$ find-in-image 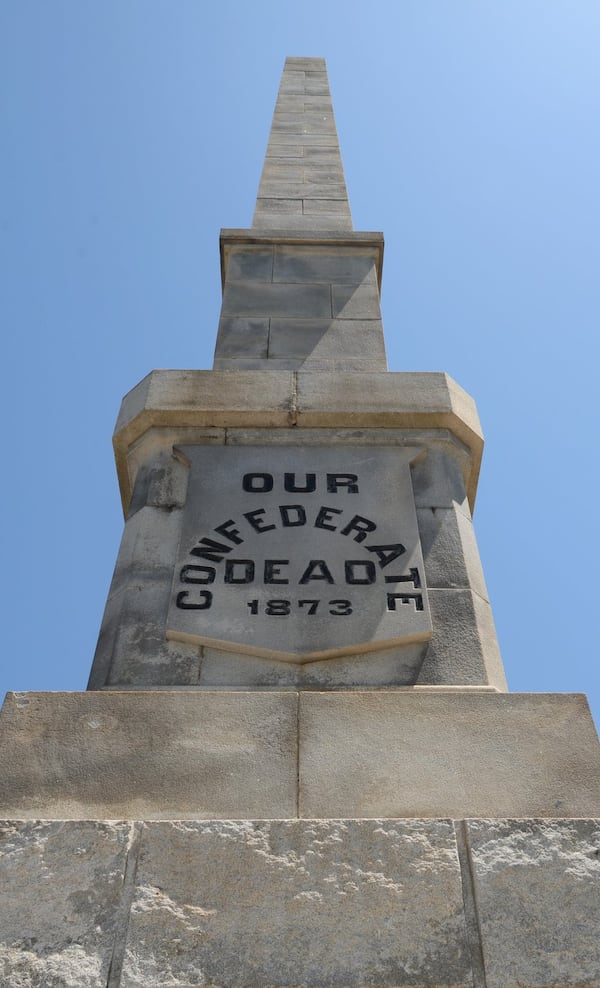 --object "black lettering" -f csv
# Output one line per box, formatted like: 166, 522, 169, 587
224, 559, 255, 584
244, 508, 276, 533
327, 473, 359, 493
314, 506, 343, 531
190, 537, 234, 562
279, 505, 307, 527
284, 472, 316, 493
384, 567, 421, 588
340, 514, 377, 543
367, 543, 406, 568
180, 565, 215, 584
243, 472, 273, 492
387, 592, 424, 612
176, 590, 213, 610
214, 519, 244, 545
264, 559, 290, 584
299, 559, 335, 584
344, 560, 376, 584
